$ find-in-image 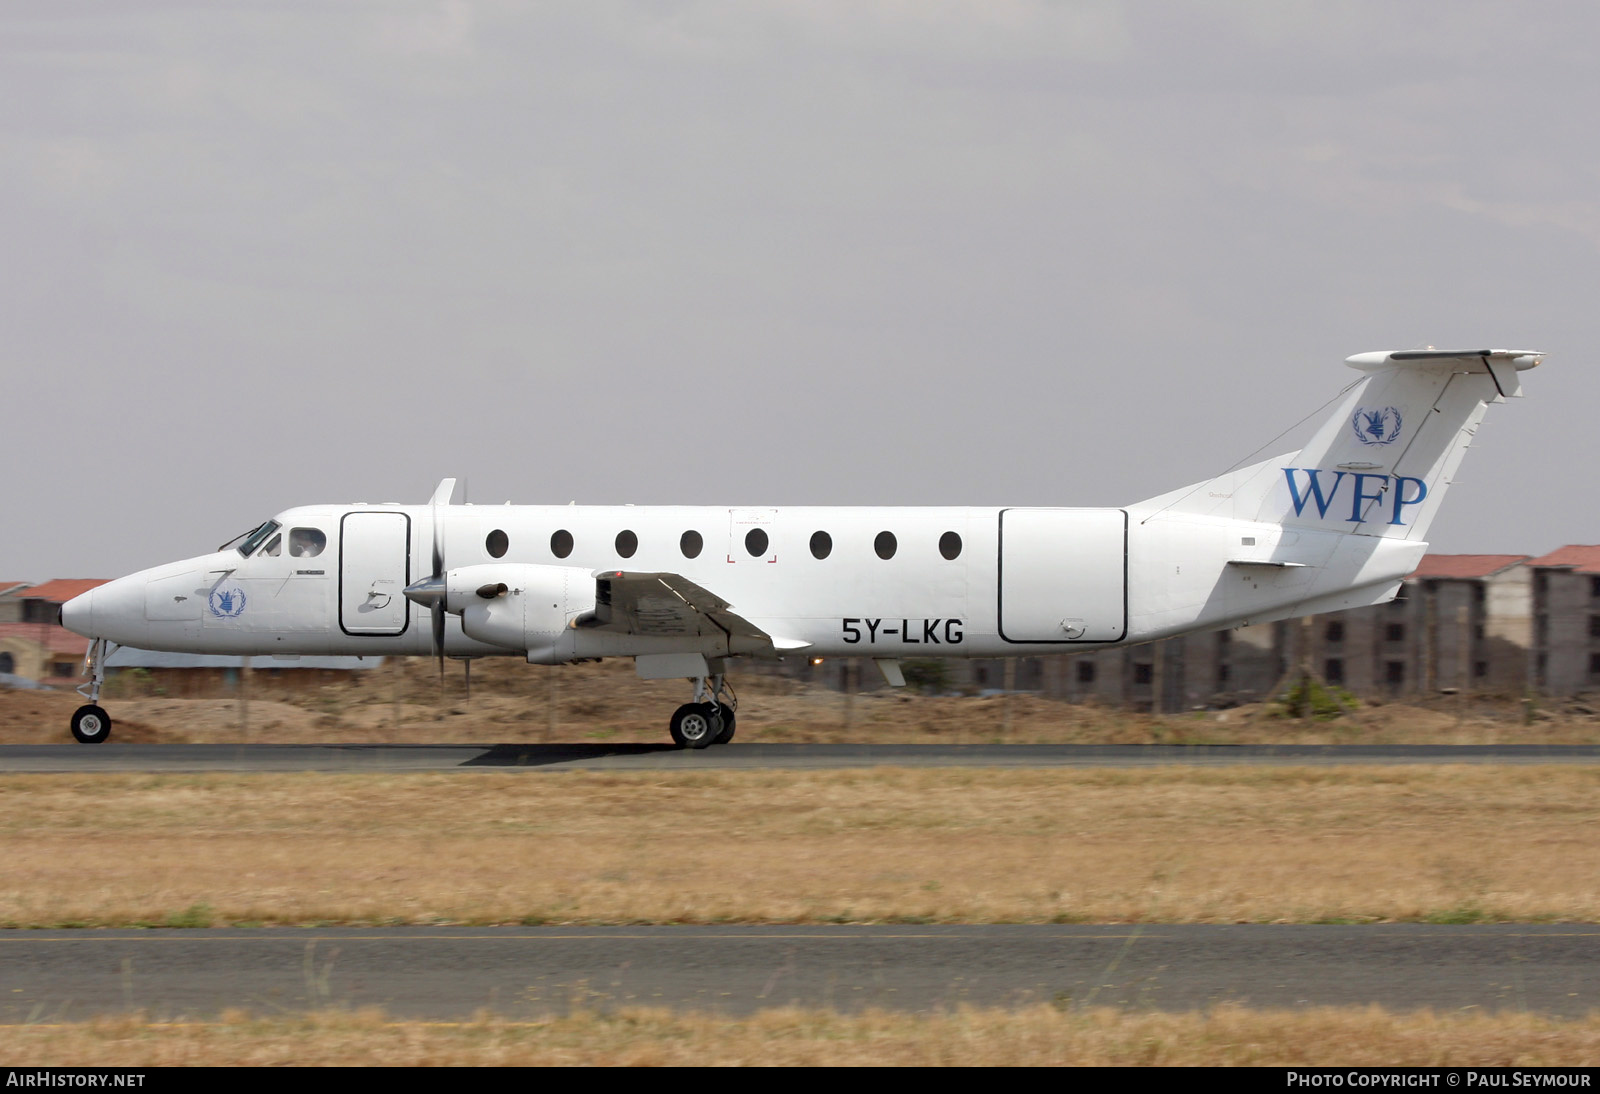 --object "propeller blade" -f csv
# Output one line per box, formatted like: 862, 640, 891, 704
425, 478, 456, 668
430, 478, 454, 589
423, 478, 457, 692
